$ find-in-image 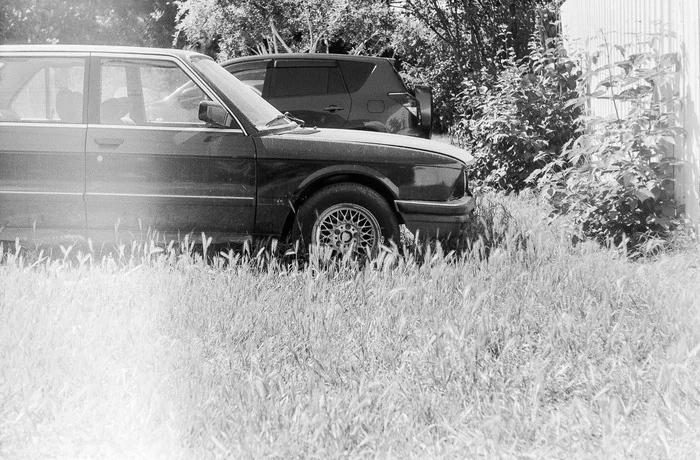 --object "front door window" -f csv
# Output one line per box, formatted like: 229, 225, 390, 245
99, 58, 209, 126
